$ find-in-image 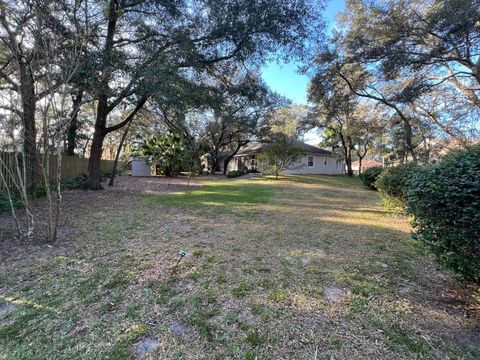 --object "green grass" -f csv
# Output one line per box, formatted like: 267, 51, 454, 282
231, 283, 251, 298
143, 179, 275, 210
0, 175, 477, 359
